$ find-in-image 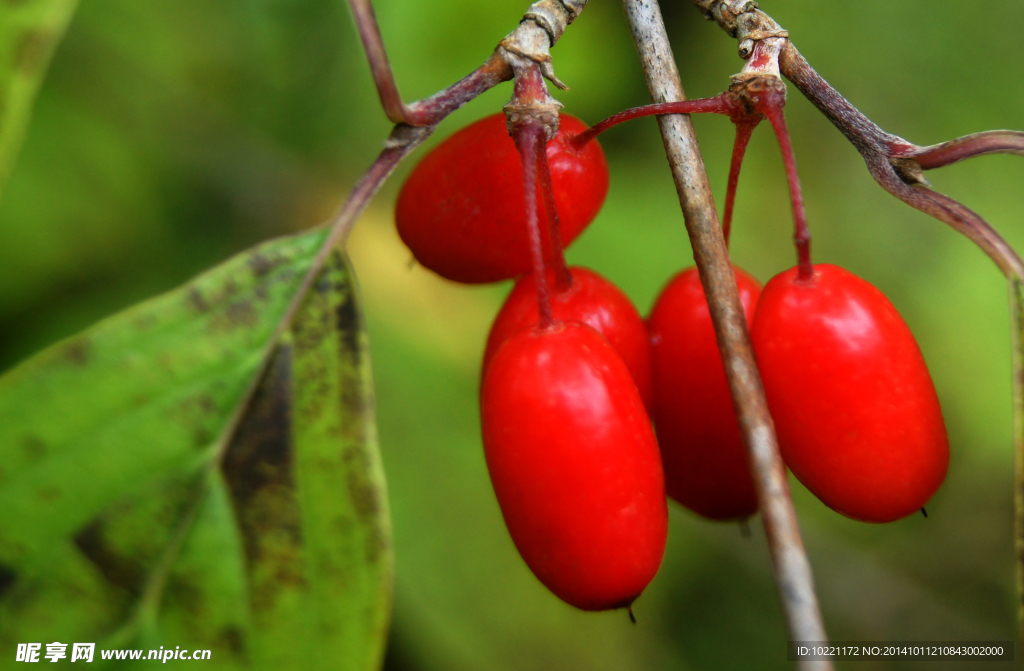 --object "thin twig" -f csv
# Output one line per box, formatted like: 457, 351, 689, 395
1013, 279, 1024, 649
348, 0, 410, 124
346, 0, 512, 126
211, 123, 432, 466
909, 131, 1024, 169
622, 0, 831, 665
